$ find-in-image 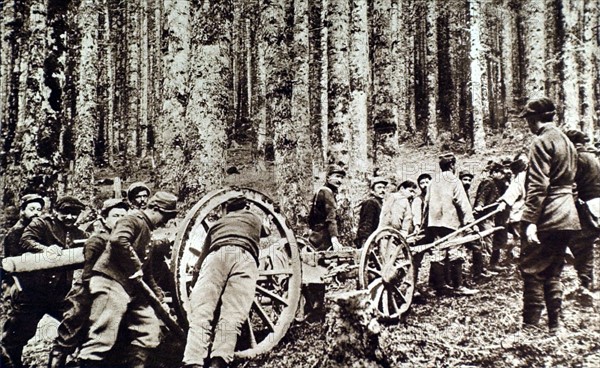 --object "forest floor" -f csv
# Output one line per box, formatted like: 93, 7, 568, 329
2, 129, 600, 367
